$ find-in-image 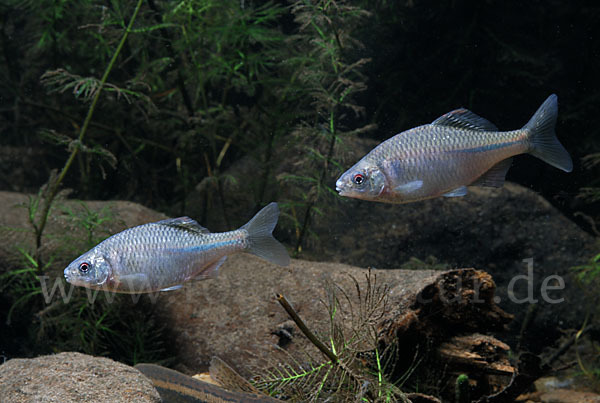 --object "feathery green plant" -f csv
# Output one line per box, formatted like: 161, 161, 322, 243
2, 202, 170, 365
146, 0, 288, 220
1, 1, 171, 365
0, 249, 49, 326
572, 146, 600, 385
571, 253, 600, 386
31, 0, 144, 269
254, 271, 408, 402
277, 0, 373, 255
